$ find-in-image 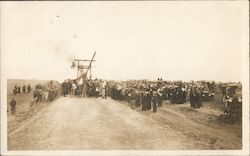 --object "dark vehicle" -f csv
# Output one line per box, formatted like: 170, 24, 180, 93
218, 83, 242, 124
222, 83, 242, 106
201, 87, 214, 101
219, 96, 242, 124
